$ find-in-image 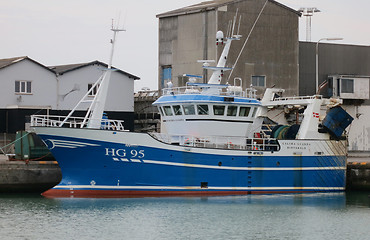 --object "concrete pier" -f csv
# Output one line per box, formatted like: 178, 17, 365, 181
347, 162, 370, 191
346, 151, 370, 191
0, 155, 61, 193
